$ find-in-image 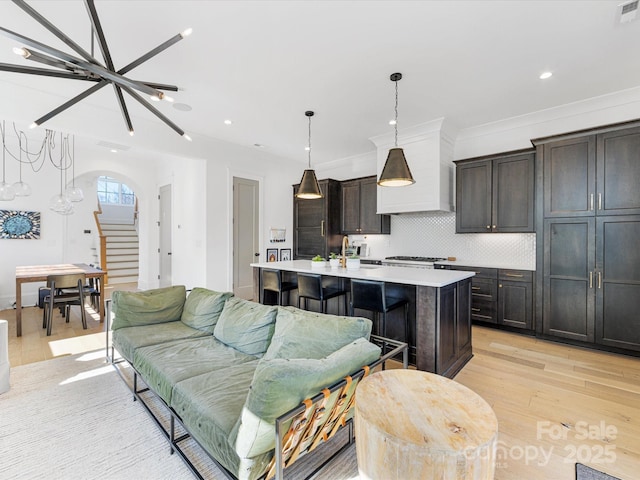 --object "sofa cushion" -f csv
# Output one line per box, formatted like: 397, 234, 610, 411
213, 298, 277, 357
181, 288, 234, 333
112, 321, 209, 363
170, 361, 269, 478
133, 336, 258, 404
111, 286, 186, 330
230, 337, 381, 458
263, 307, 372, 360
